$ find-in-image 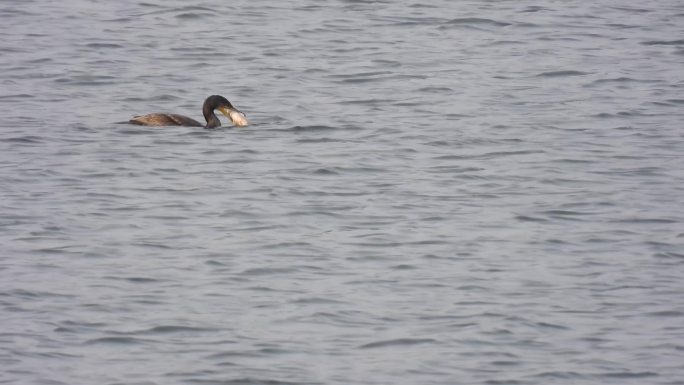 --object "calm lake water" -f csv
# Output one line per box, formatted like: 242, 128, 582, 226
2, 1, 684, 384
